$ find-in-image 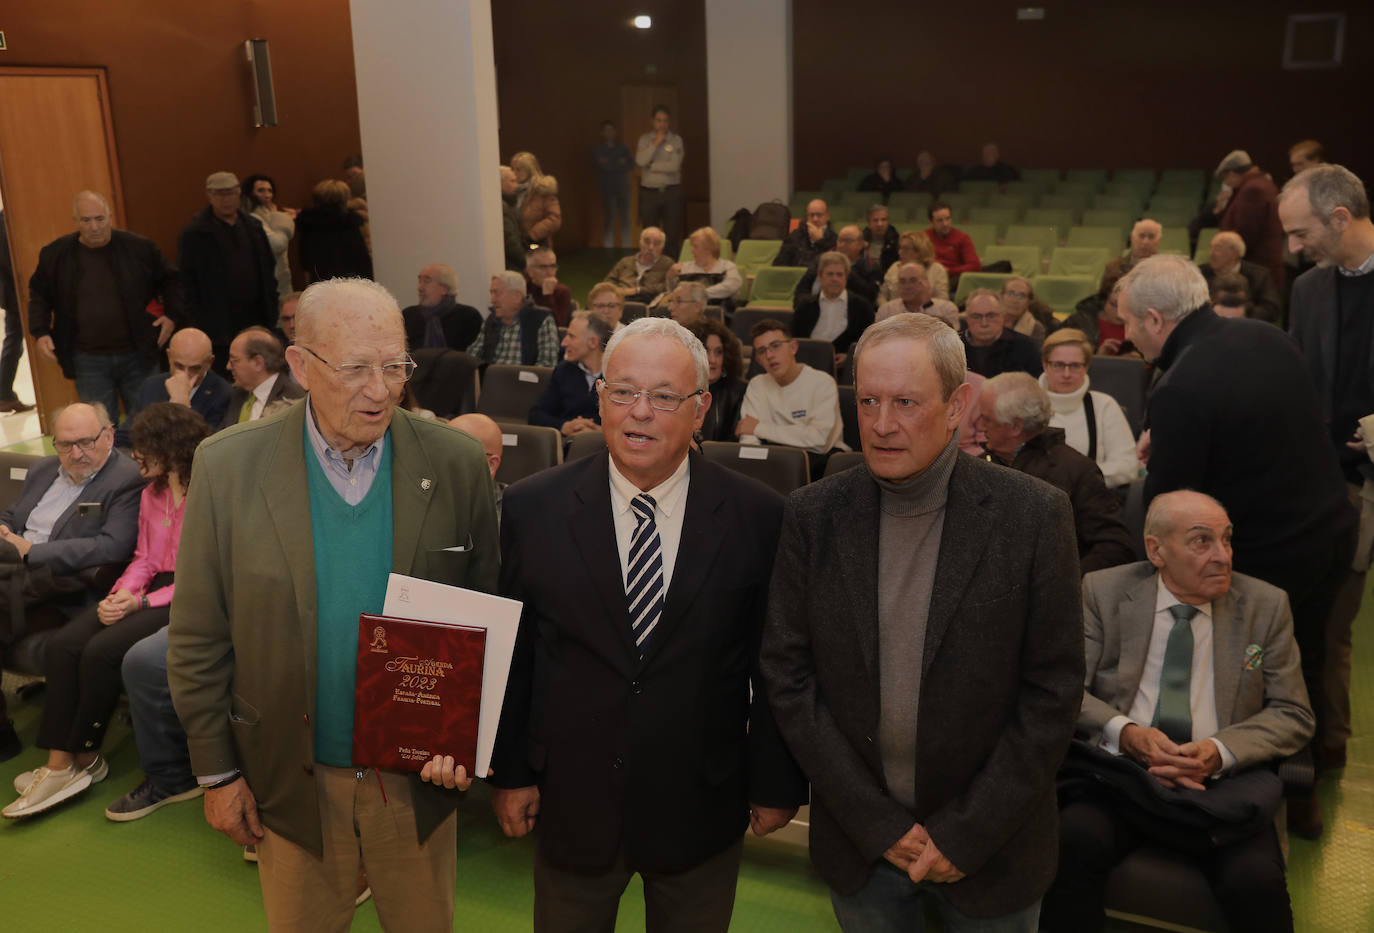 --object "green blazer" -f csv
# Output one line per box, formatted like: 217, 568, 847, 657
168, 401, 499, 855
